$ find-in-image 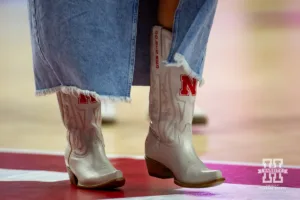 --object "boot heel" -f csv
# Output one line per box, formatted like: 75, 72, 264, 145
66, 167, 78, 186
145, 156, 173, 179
